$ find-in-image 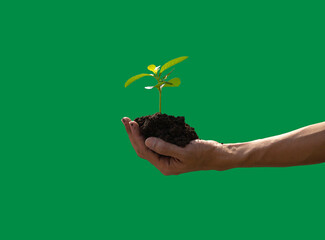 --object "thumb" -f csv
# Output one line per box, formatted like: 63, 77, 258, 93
145, 137, 184, 158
